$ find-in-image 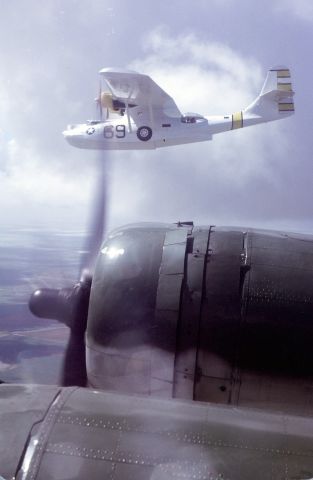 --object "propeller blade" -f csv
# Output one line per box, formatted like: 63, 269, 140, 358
29, 152, 109, 387
29, 276, 91, 387
61, 153, 108, 387
98, 79, 103, 121
79, 155, 108, 277
60, 276, 91, 387
94, 79, 103, 121
61, 329, 87, 386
